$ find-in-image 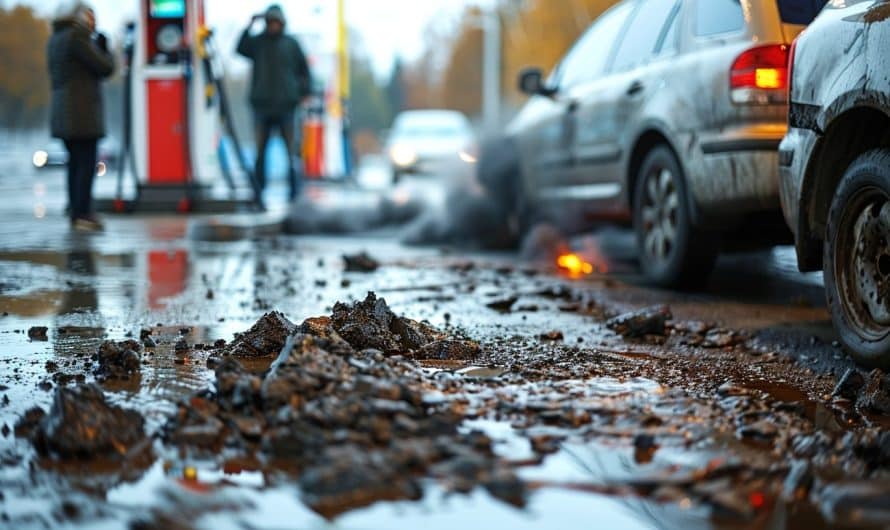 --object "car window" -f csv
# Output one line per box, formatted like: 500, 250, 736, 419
555, 1, 635, 89
695, 0, 744, 37
612, 0, 680, 72
654, 4, 681, 56
777, 0, 827, 24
